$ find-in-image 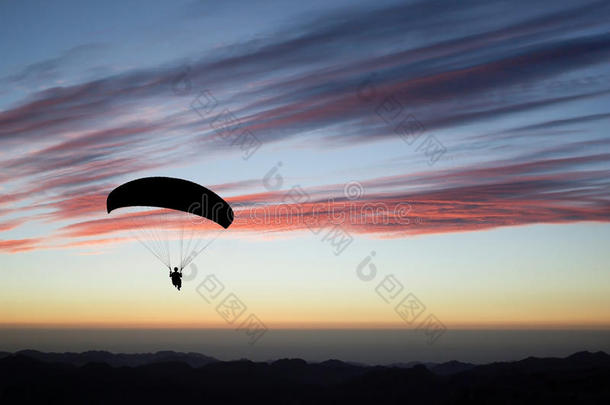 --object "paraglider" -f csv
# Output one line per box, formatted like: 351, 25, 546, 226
170, 267, 182, 290
106, 177, 233, 290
